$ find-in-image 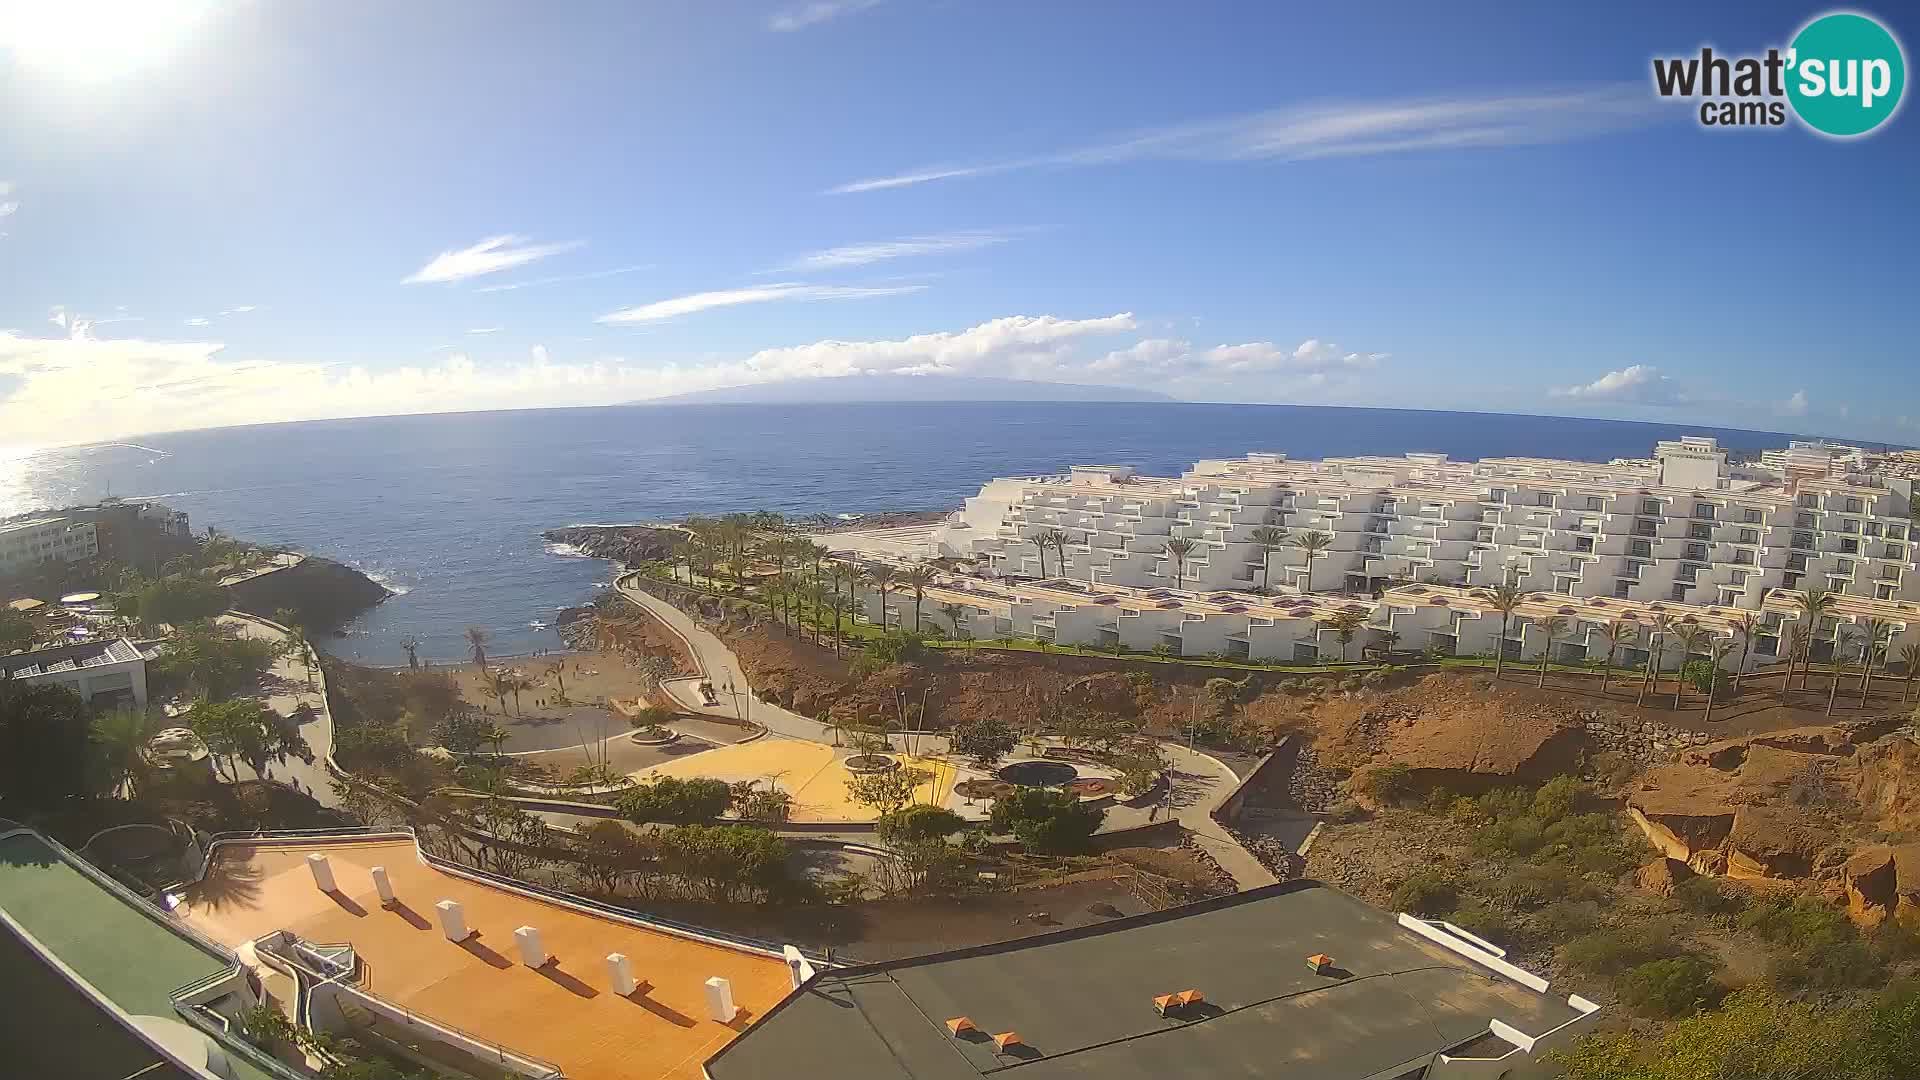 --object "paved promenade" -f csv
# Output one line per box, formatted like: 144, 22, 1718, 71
613, 575, 1277, 890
